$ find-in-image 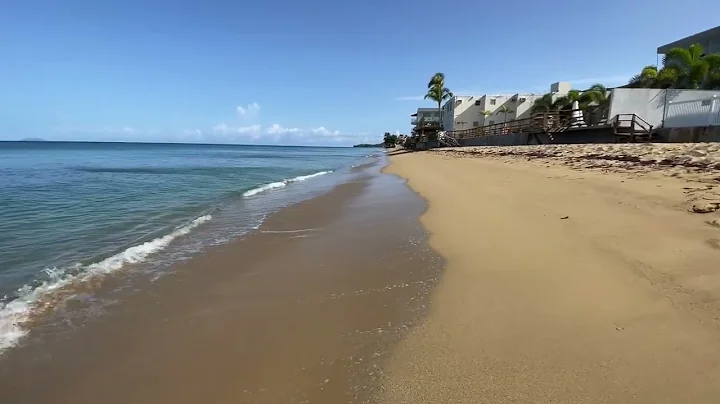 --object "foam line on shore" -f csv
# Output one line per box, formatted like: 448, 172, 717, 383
243, 171, 332, 197
0, 215, 212, 354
